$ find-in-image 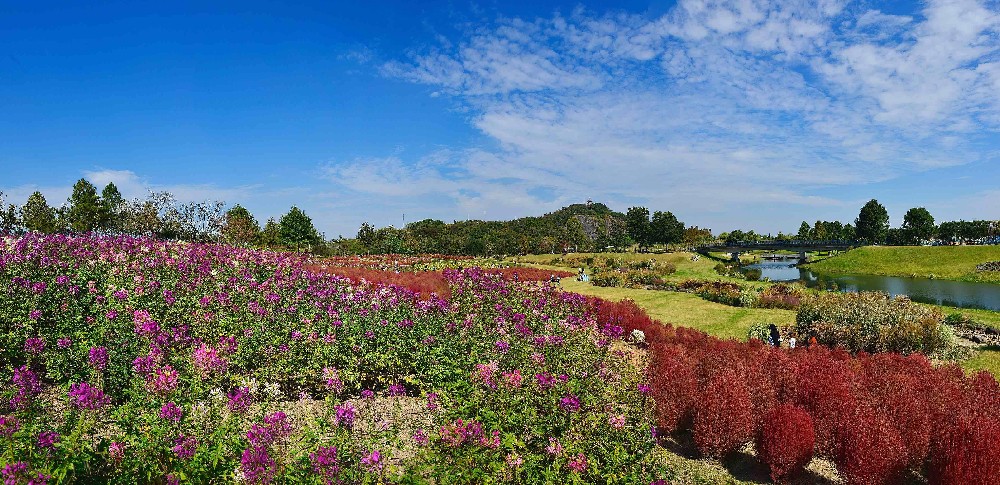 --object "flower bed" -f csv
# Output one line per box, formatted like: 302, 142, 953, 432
1, 234, 661, 483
